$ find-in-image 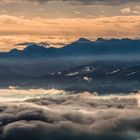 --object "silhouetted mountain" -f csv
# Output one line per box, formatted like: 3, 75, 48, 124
22, 43, 48, 57
1, 38, 140, 58
77, 38, 91, 42
9, 49, 22, 57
